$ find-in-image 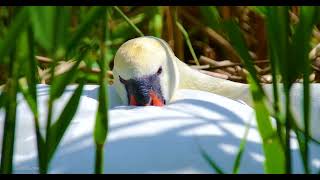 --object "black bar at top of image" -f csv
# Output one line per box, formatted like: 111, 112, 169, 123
1, 0, 320, 6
